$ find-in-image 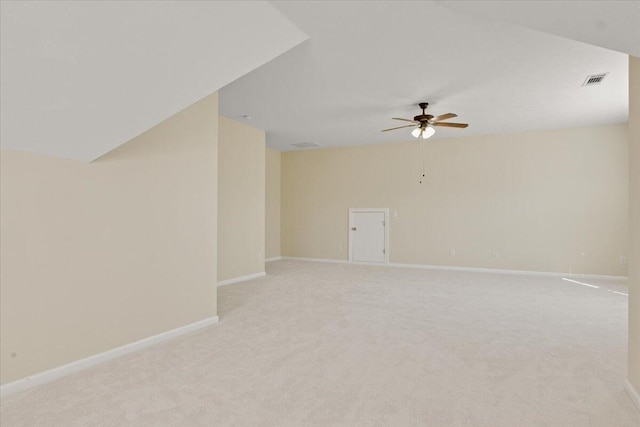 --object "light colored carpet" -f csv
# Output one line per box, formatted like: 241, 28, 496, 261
1, 260, 639, 426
